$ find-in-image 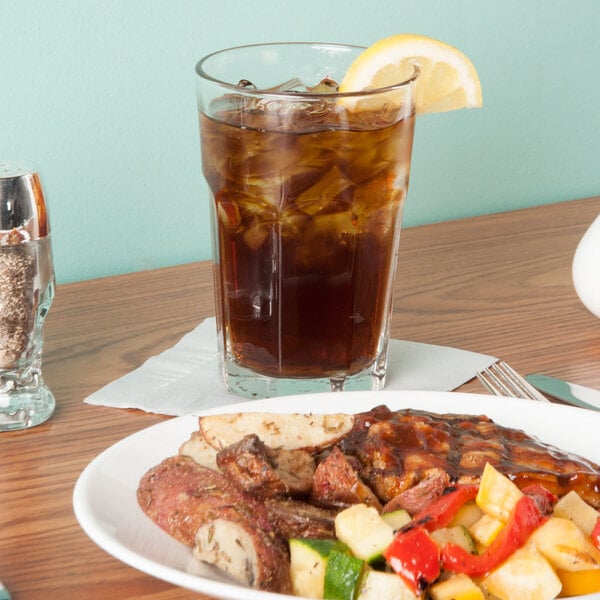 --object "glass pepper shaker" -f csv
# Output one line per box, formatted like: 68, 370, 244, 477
0, 160, 55, 431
